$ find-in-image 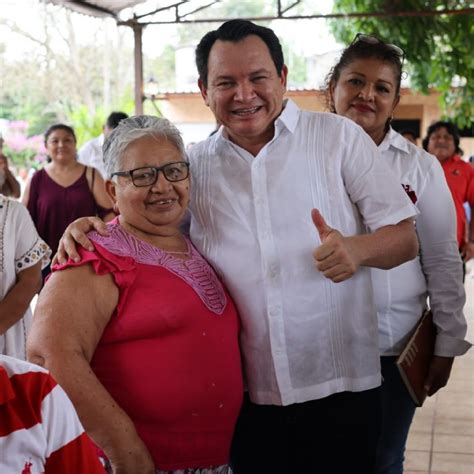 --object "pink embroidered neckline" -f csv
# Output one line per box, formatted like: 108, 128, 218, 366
88, 222, 227, 315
